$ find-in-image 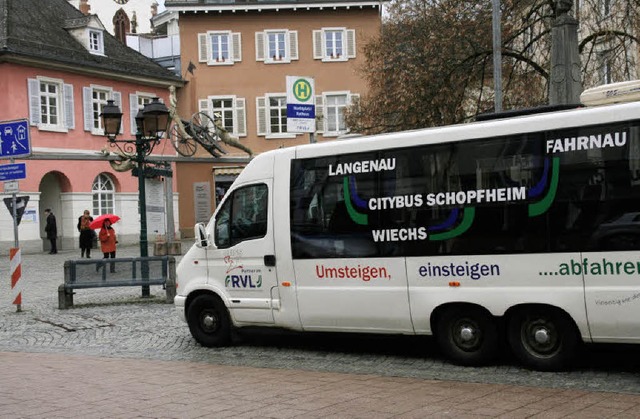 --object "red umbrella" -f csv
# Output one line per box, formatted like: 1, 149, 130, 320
89, 214, 121, 230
